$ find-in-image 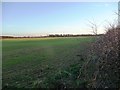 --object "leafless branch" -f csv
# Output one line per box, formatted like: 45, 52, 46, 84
88, 20, 98, 35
